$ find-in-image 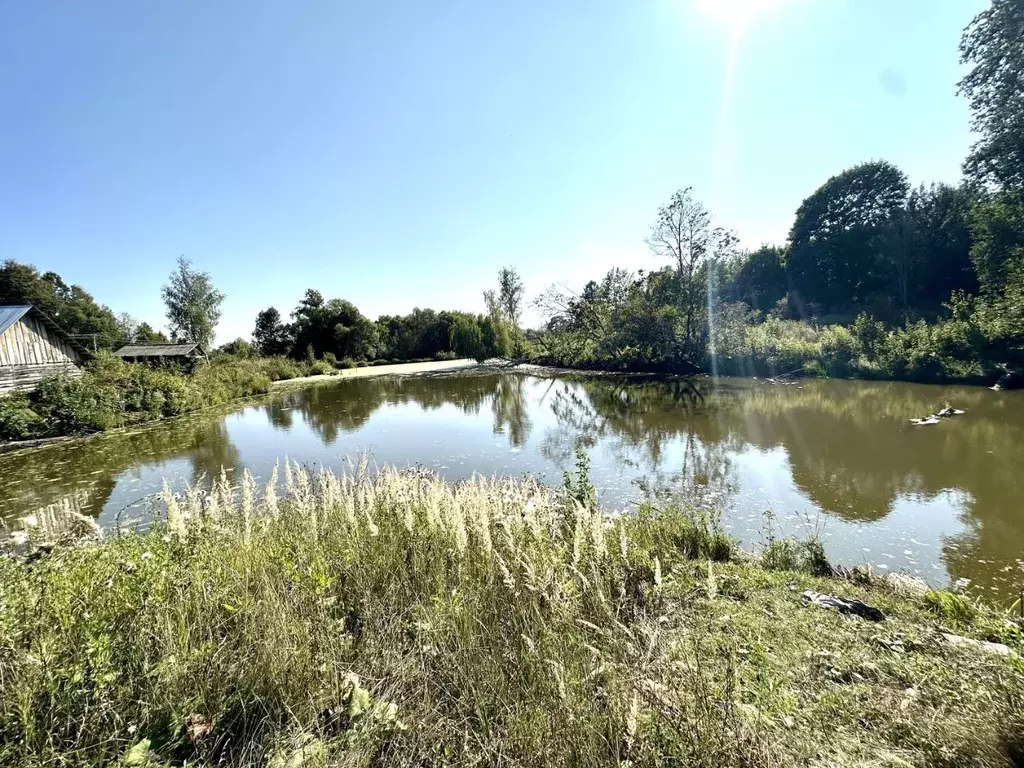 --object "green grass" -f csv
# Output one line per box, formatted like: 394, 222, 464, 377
1, 464, 1022, 767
